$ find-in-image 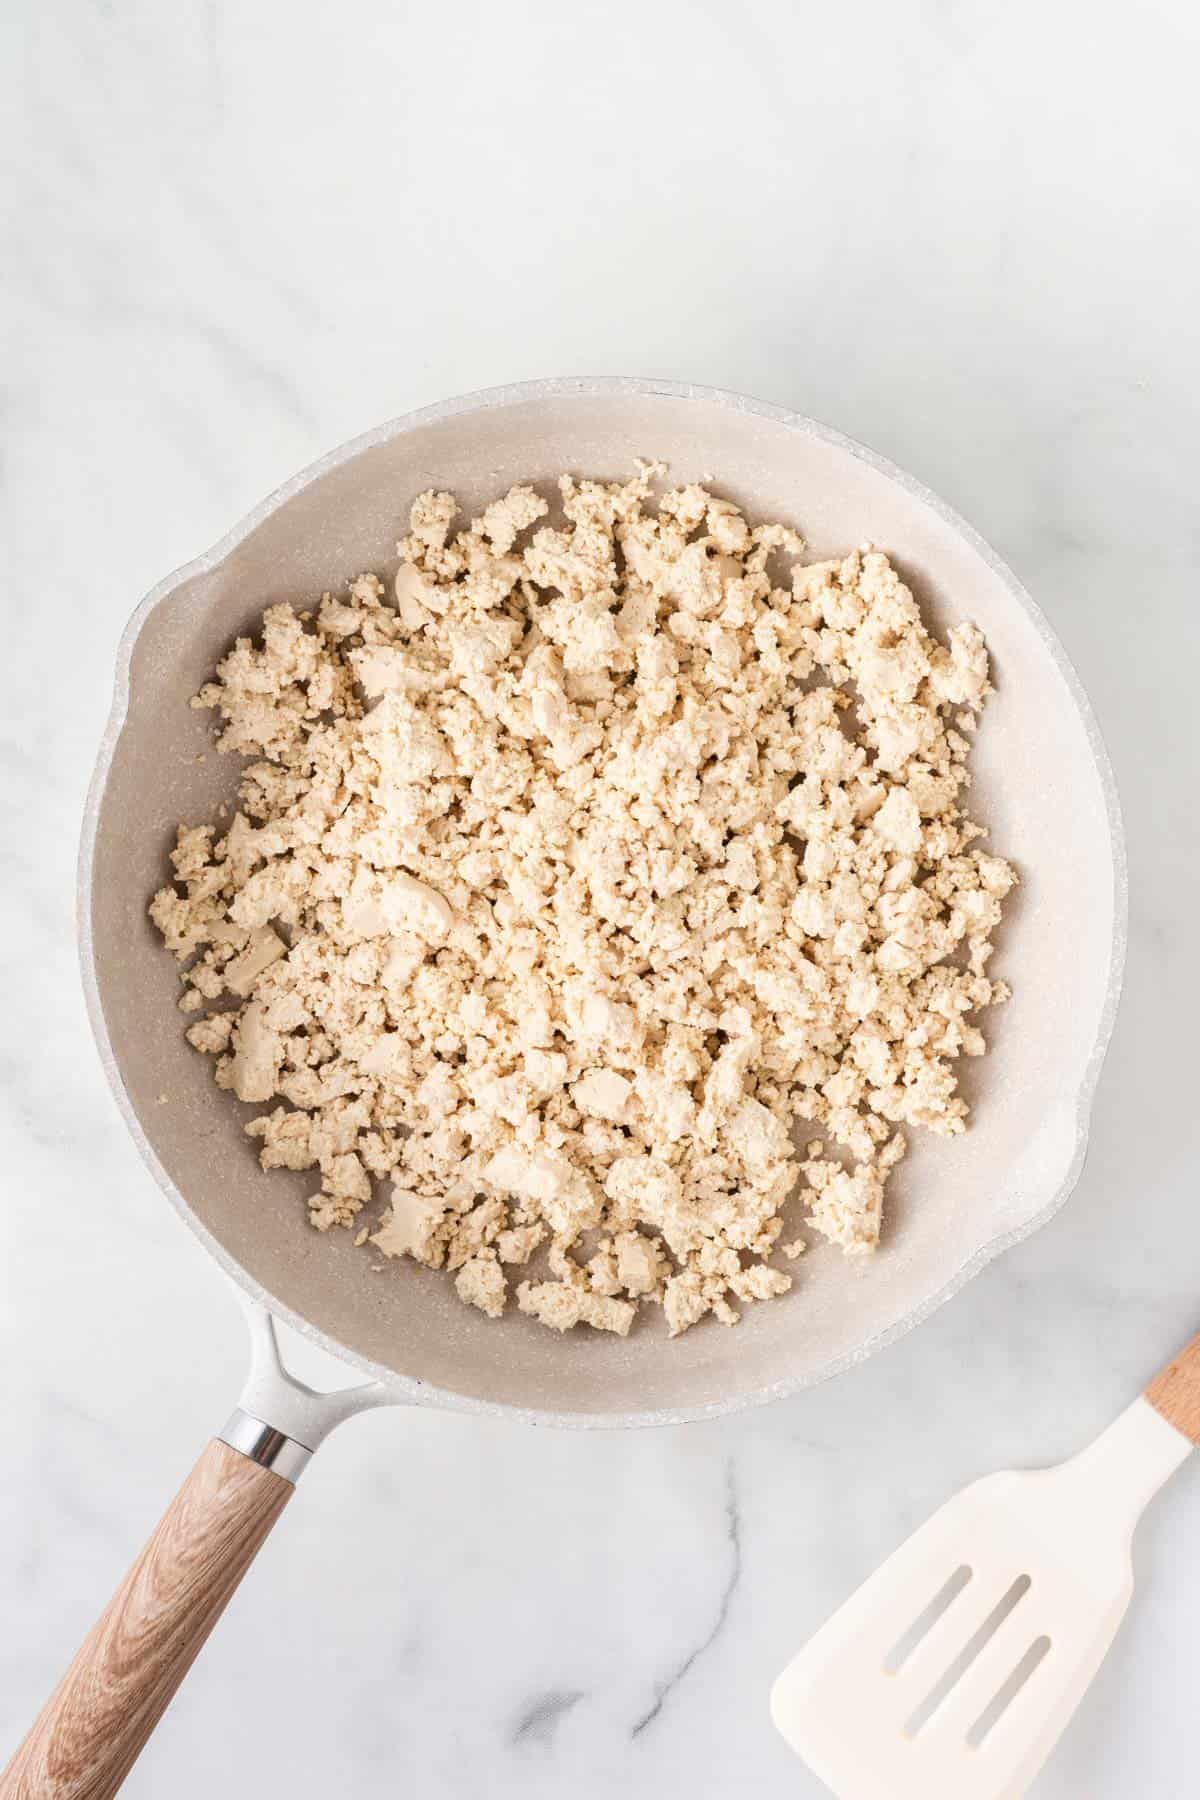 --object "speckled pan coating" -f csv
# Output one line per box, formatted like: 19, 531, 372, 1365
78, 378, 1126, 1428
